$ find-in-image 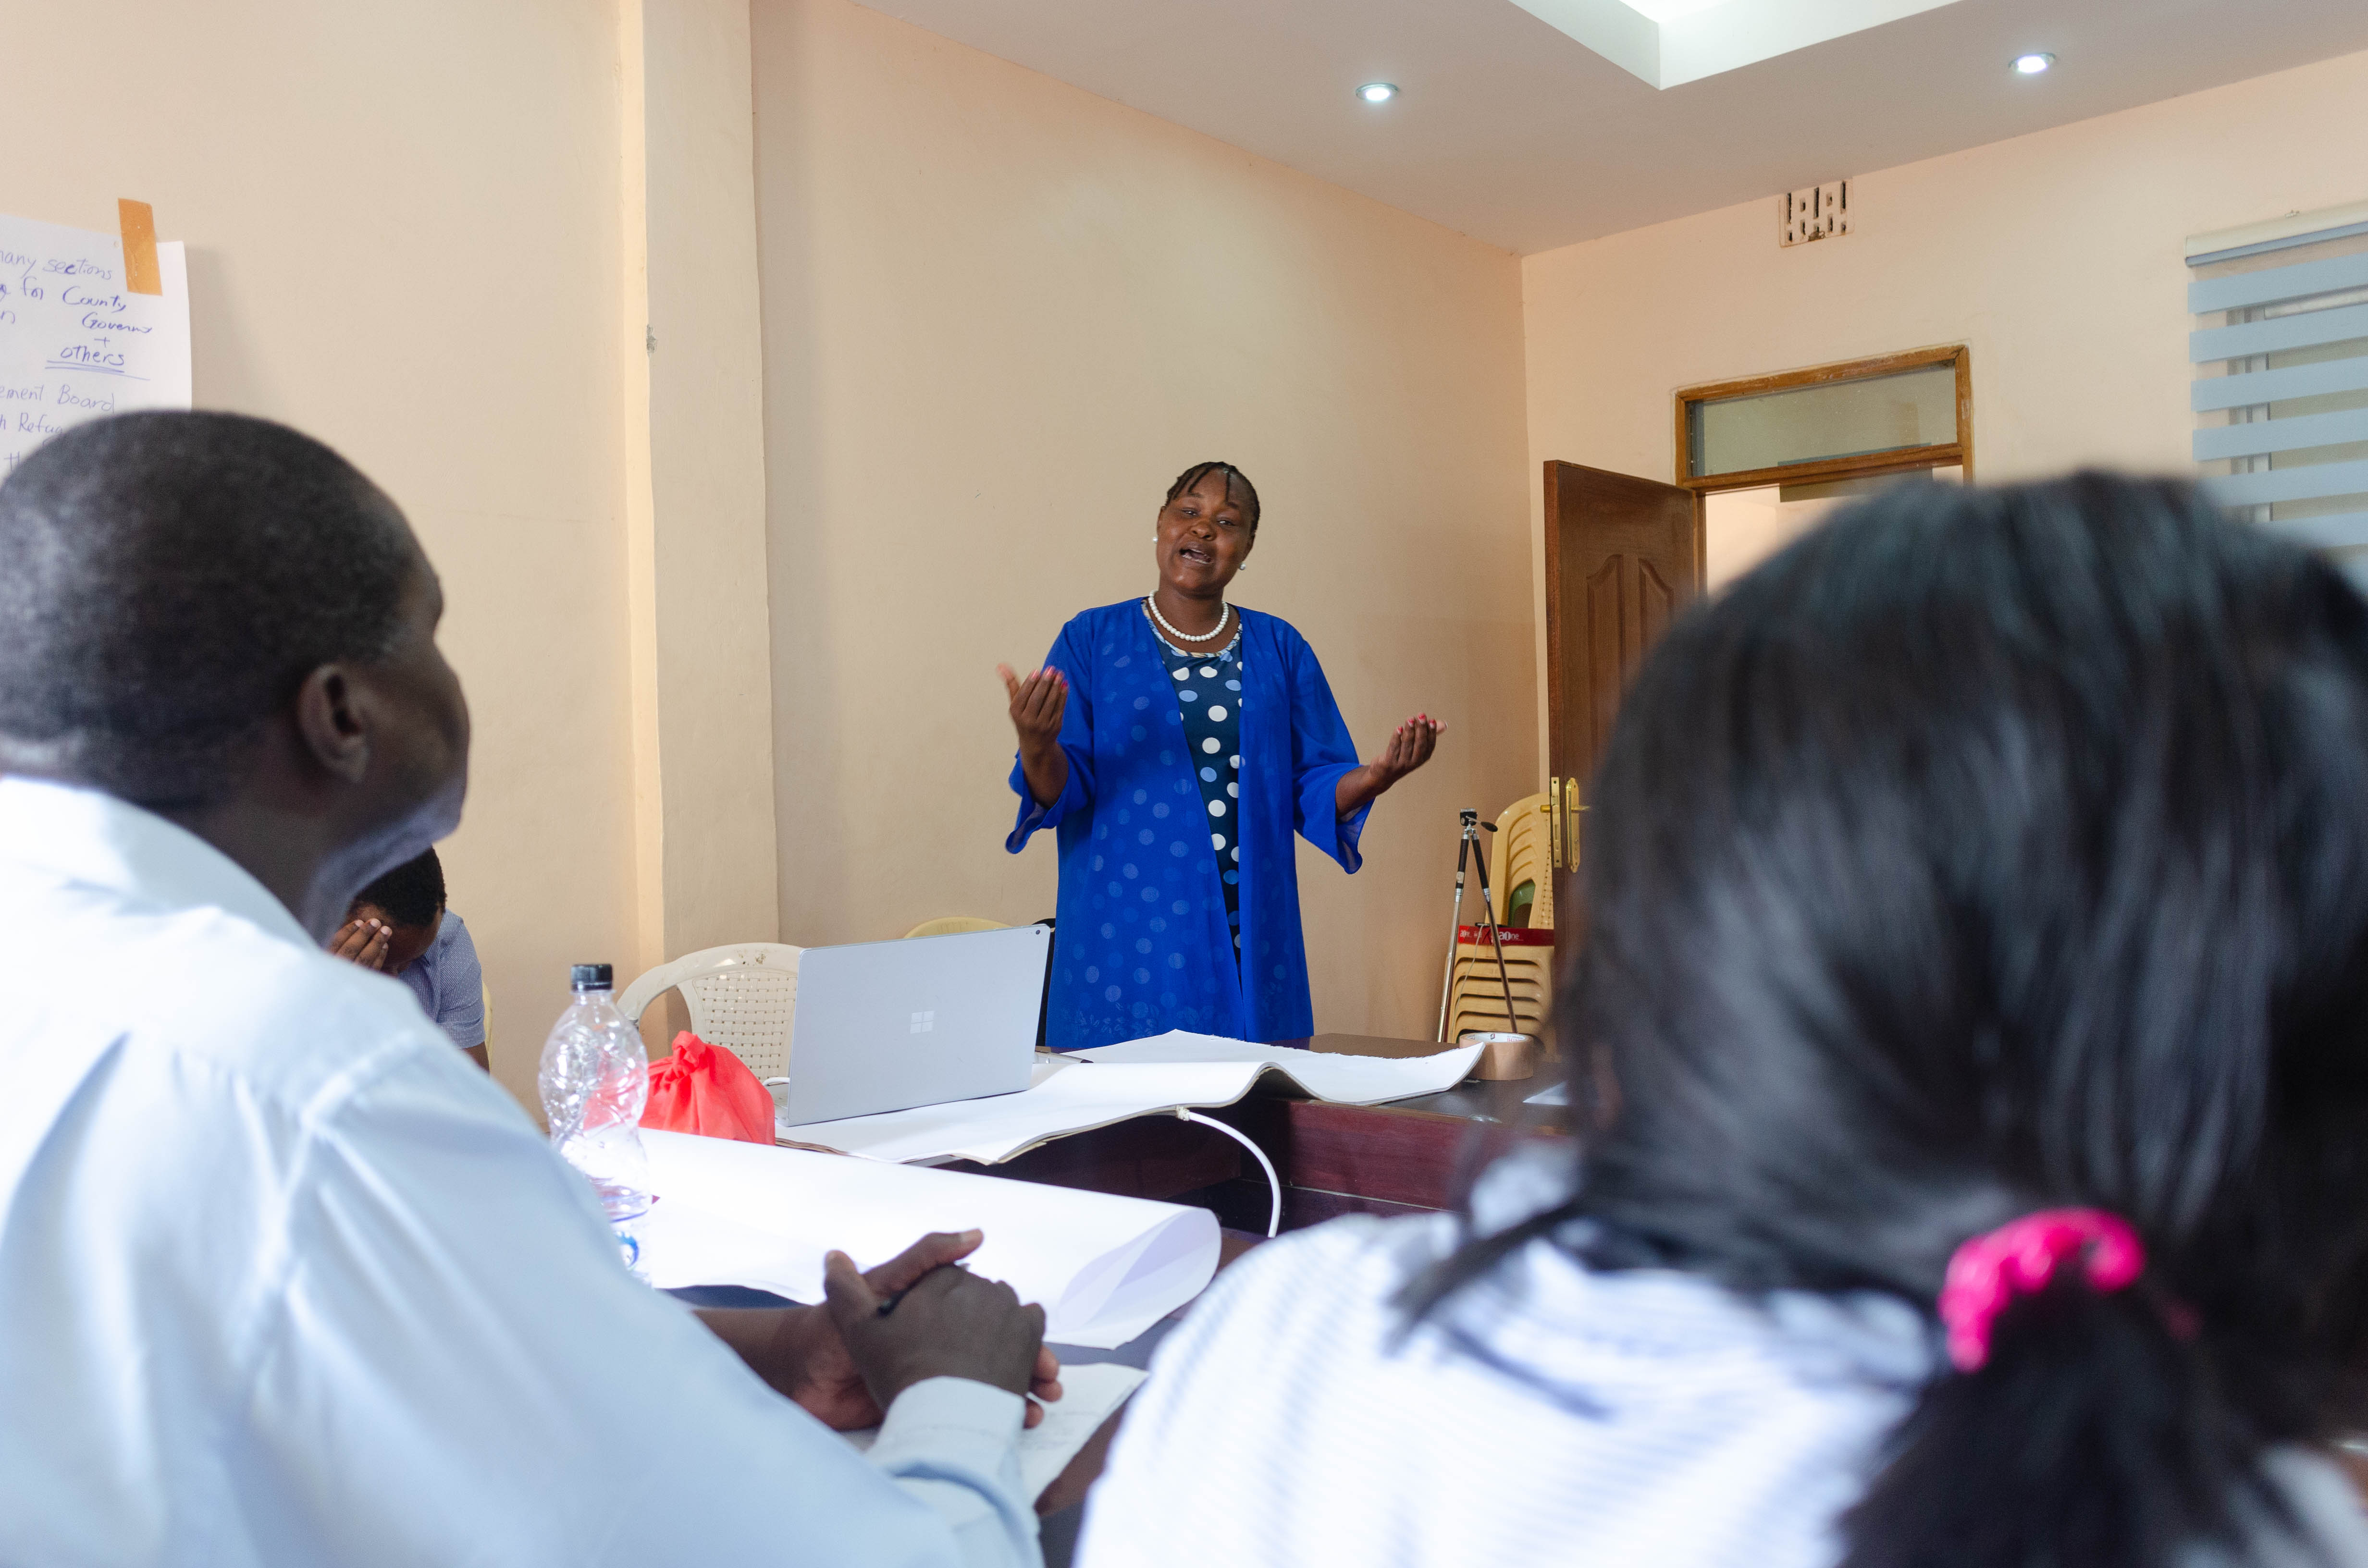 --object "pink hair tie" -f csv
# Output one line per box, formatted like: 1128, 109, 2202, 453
1937, 1209, 2145, 1372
